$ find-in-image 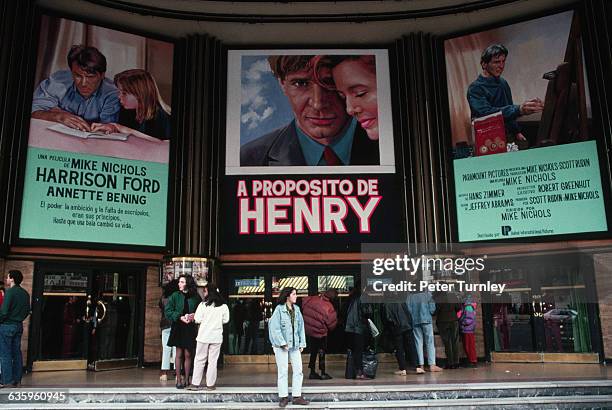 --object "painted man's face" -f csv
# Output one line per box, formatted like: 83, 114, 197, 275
70, 62, 104, 98
482, 54, 506, 78
279, 66, 349, 144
